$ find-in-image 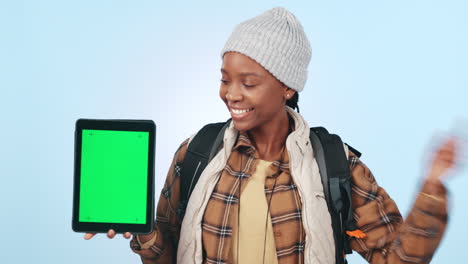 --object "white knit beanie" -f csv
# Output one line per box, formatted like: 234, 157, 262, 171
220, 7, 312, 92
